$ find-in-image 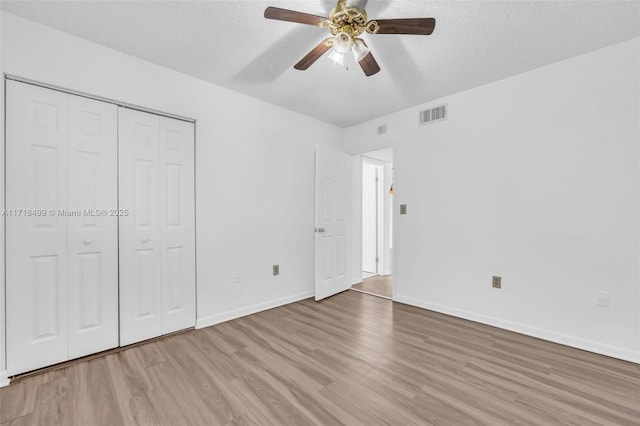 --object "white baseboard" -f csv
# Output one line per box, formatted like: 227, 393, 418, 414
395, 295, 640, 364
196, 290, 314, 329
0, 370, 9, 388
